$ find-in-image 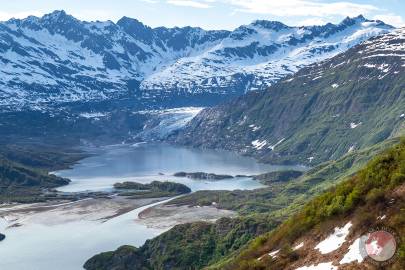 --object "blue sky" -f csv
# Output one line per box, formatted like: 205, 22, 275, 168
0, 0, 404, 29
